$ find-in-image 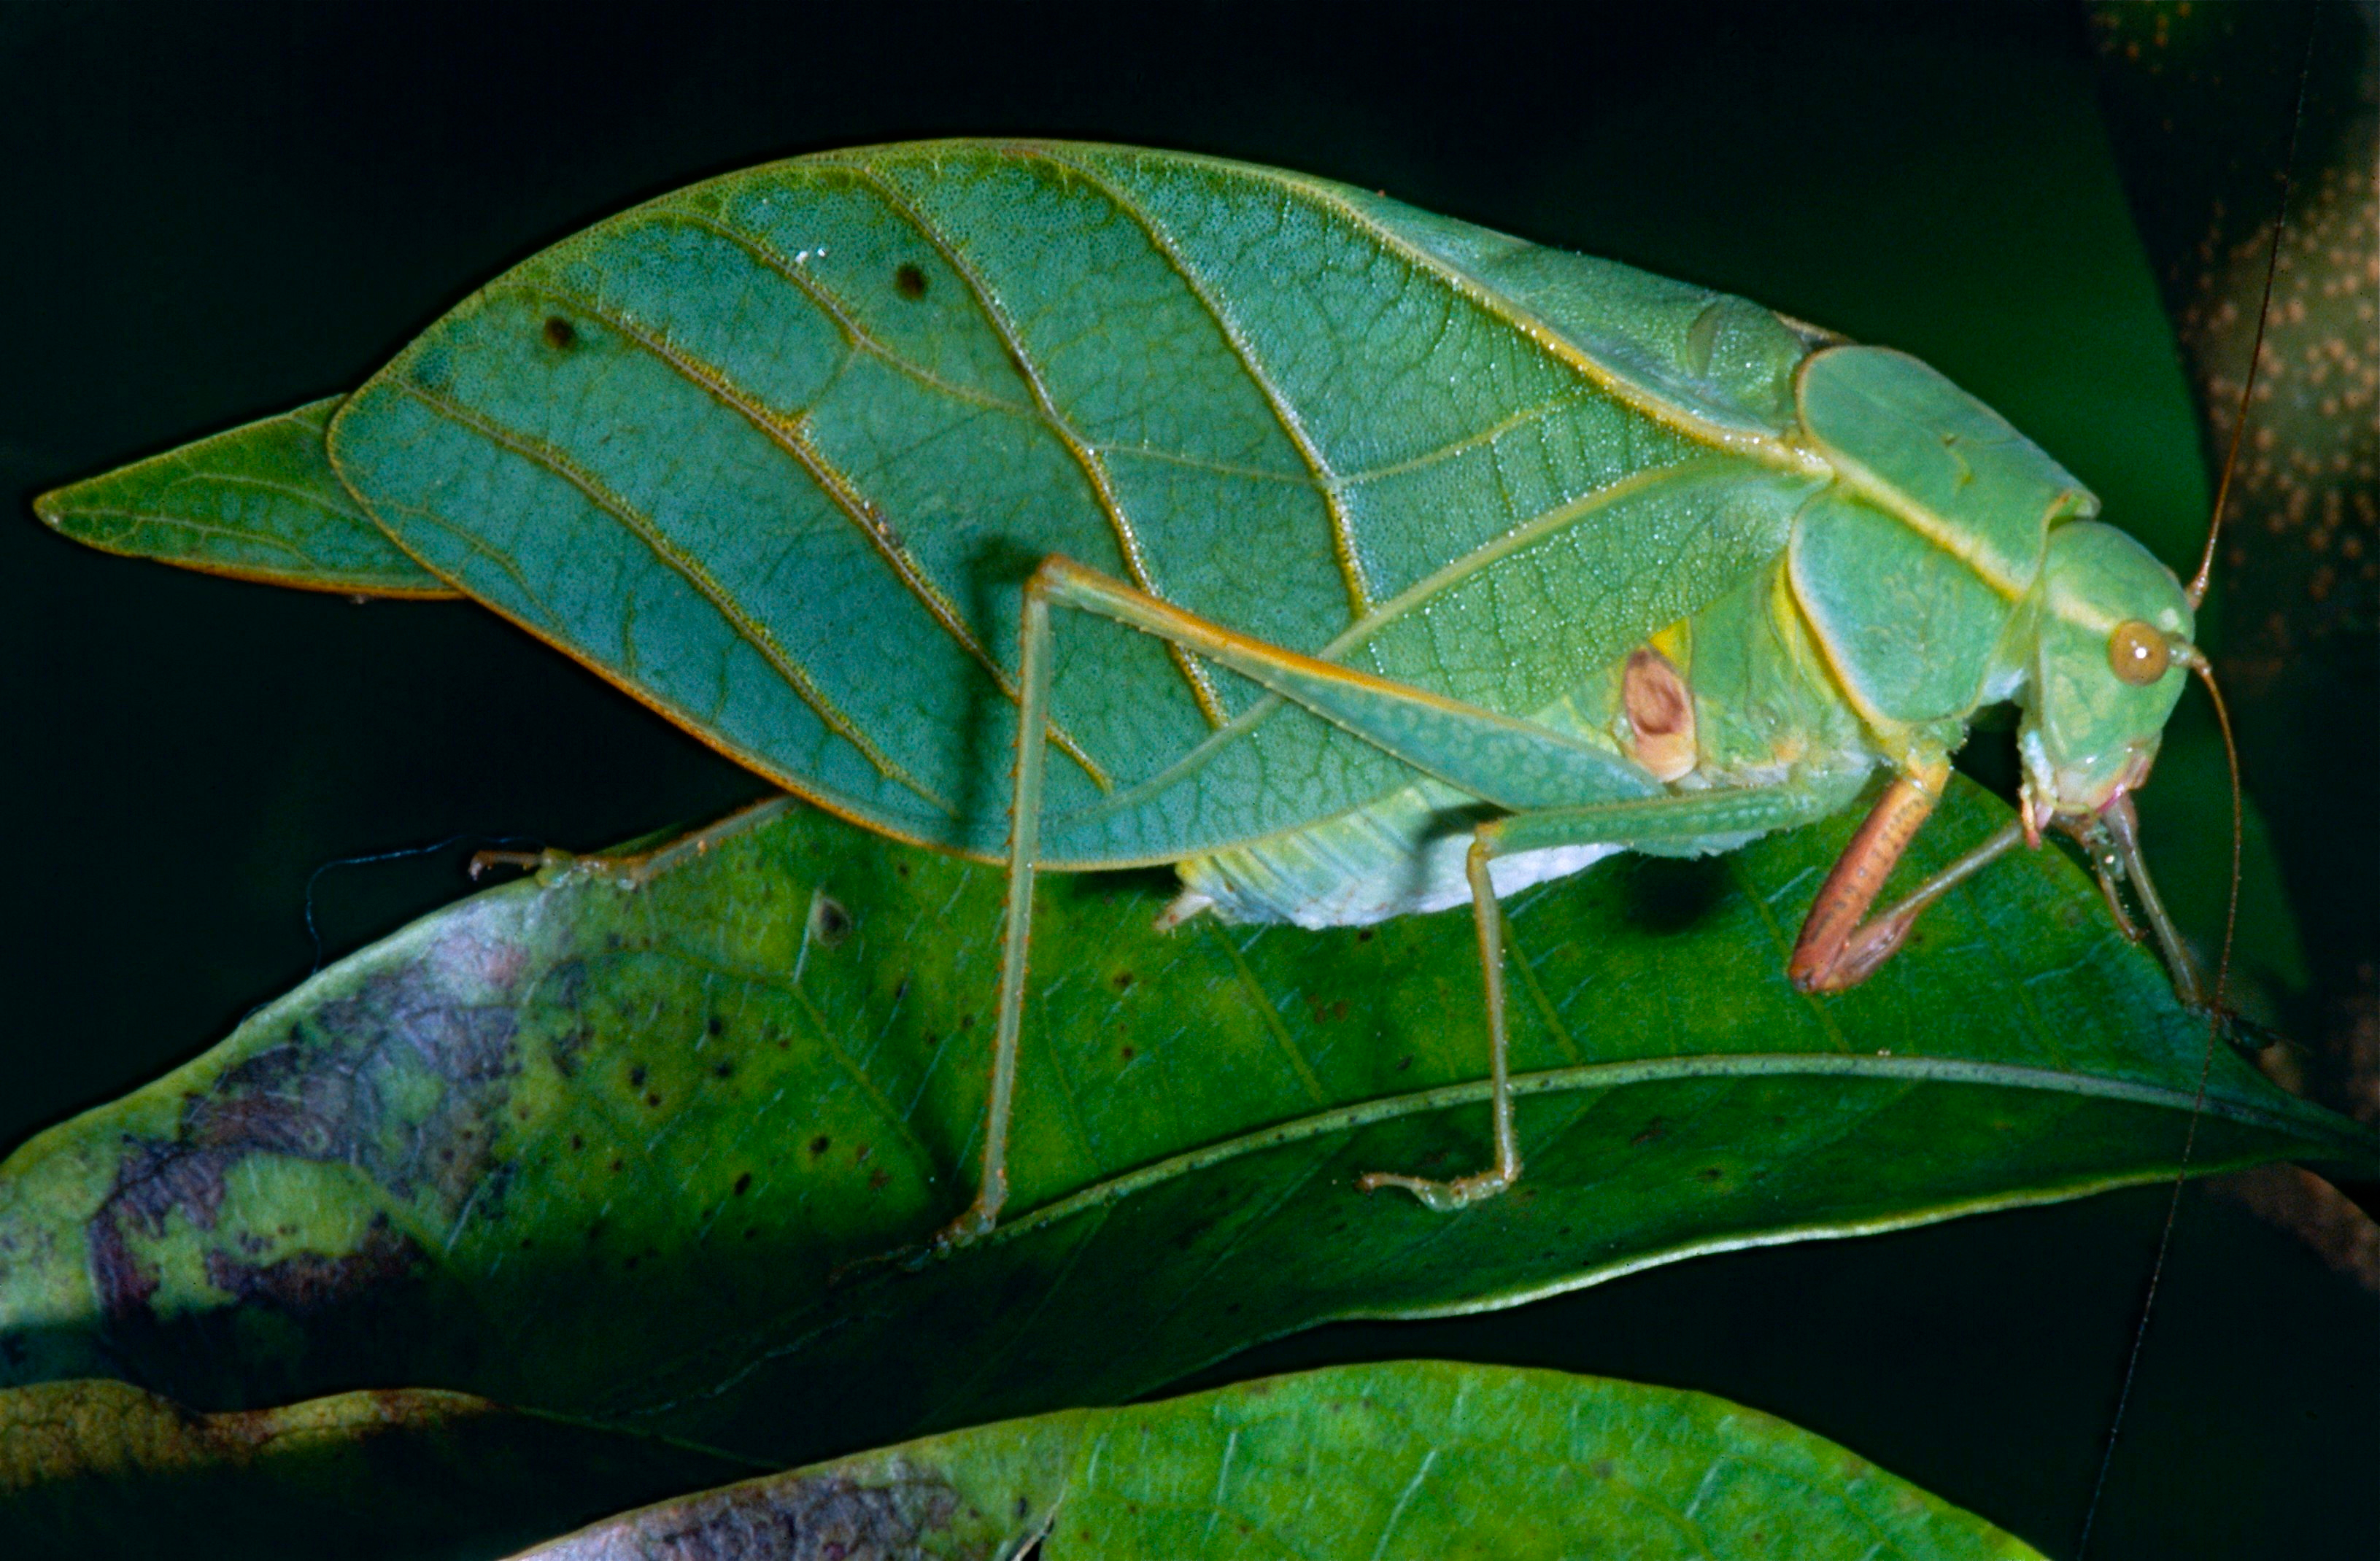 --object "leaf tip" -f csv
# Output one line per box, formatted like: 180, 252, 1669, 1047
28, 482, 74, 535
